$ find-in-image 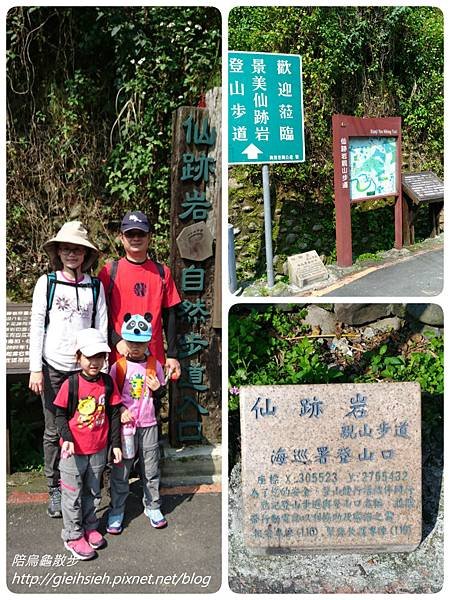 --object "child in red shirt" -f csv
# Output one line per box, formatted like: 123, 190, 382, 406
54, 328, 122, 560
